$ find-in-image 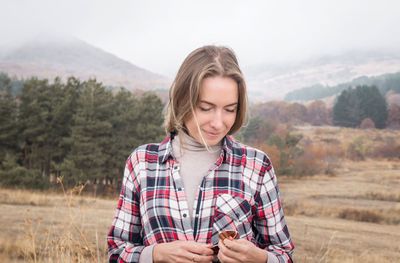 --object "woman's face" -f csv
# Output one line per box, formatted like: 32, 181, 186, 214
184, 76, 239, 146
